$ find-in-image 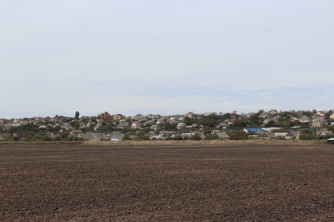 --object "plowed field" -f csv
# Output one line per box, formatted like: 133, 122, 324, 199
1, 144, 334, 221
